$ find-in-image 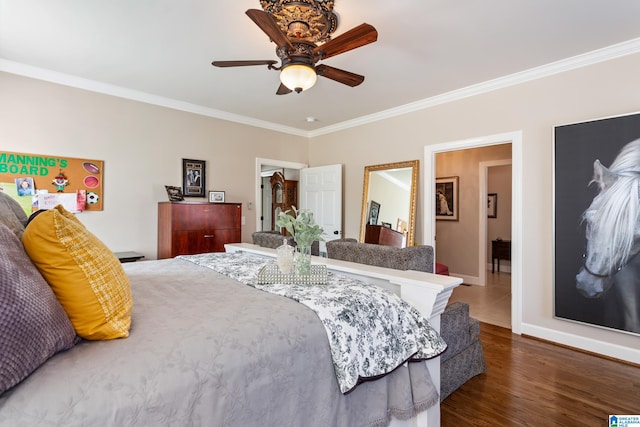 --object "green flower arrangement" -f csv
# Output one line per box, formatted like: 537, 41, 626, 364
275, 206, 324, 249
